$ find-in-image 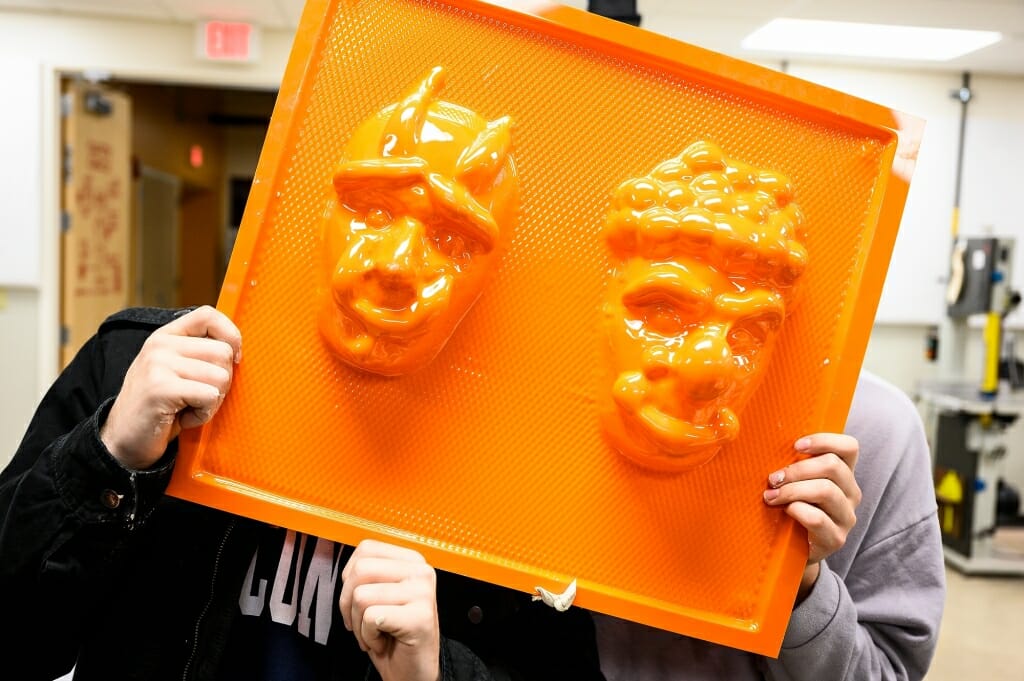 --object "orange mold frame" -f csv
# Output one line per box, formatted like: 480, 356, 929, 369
168, 0, 923, 657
